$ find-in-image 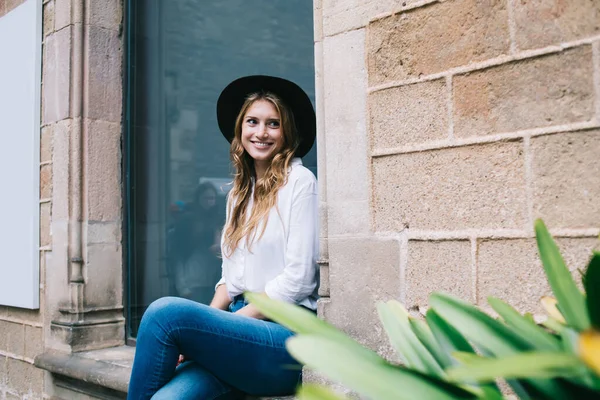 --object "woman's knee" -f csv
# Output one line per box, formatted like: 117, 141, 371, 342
140, 296, 190, 327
